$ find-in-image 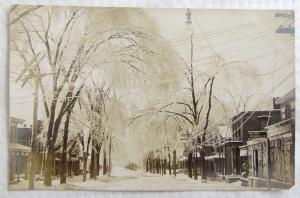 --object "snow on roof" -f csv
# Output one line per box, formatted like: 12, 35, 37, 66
10, 116, 25, 124
205, 153, 225, 160
9, 143, 31, 152
216, 126, 230, 138
233, 110, 280, 122
275, 88, 295, 105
